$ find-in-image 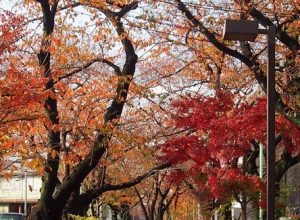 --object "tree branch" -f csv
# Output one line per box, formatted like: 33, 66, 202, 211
65, 163, 170, 214
35, 0, 61, 216
249, 7, 300, 54
134, 187, 150, 220
55, 57, 122, 83
116, 1, 138, 18
175, 0, 300, 127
